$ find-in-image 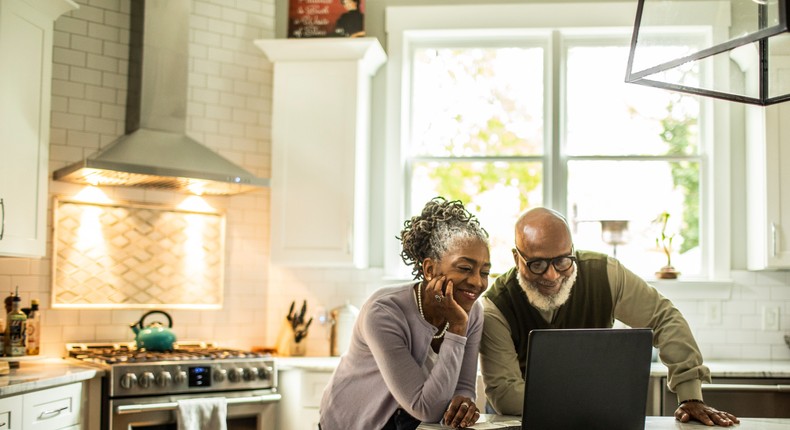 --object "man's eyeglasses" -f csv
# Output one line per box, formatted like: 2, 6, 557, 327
513, 245, 577, 276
